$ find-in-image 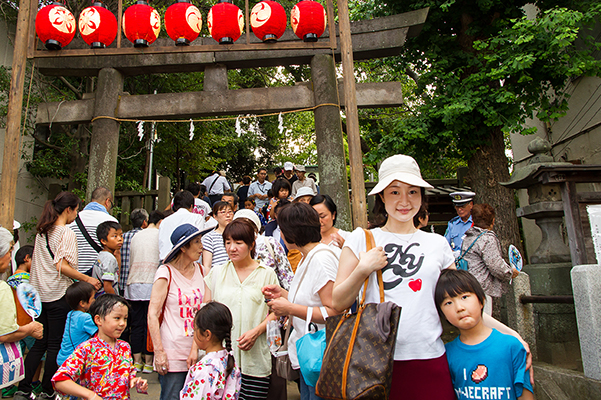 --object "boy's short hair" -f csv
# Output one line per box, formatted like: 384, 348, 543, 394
89, 294, 130, 322
96, 221, 122, 243
186, 182, 201, 197
148, 210, 166, 225
66, 281, 96, 310
130, 208, 149, 229
15, 245, 34, 266
435, 269, 486, 315
173, 190, 195, 211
